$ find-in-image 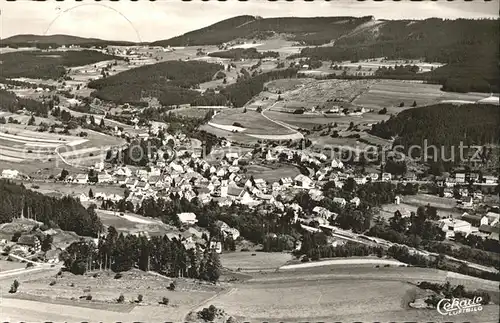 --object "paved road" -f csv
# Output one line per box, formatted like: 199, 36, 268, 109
0, 254, 61, 281
260, 101, 304, 140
